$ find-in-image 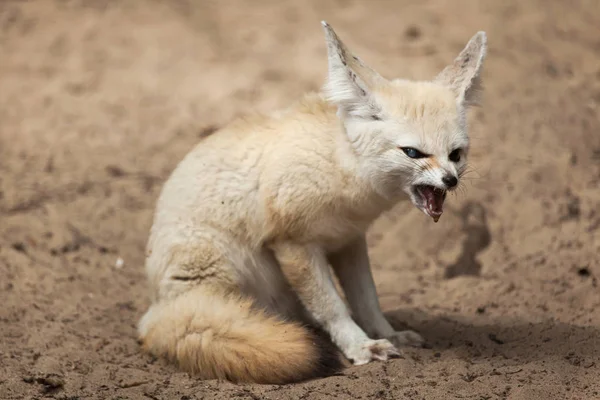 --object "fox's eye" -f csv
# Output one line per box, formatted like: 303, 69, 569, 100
400, 147, 427, 159
449, 149, 461, 162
